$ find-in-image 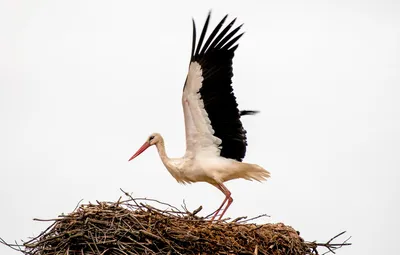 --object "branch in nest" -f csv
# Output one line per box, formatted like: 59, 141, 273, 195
308, 231, 352, 254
